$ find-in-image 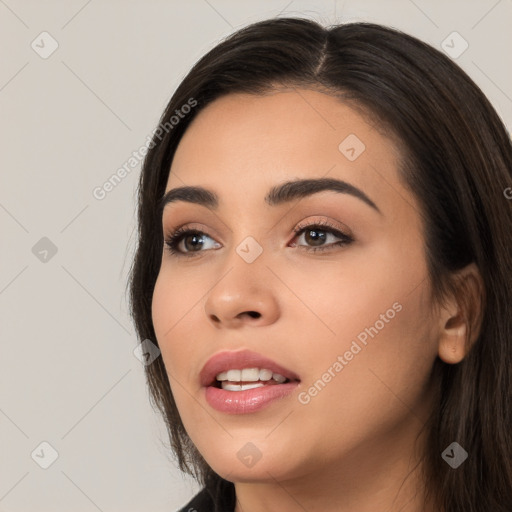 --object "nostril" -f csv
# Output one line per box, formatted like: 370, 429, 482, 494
246, 311, 261, 319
